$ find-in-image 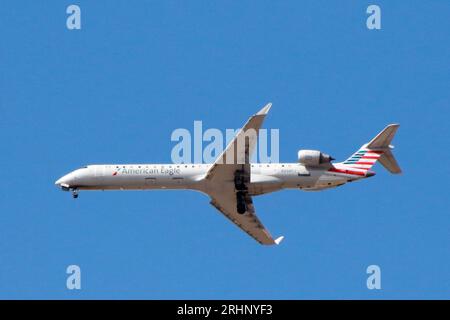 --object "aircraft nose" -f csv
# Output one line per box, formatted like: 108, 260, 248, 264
55, 172, 75, 188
